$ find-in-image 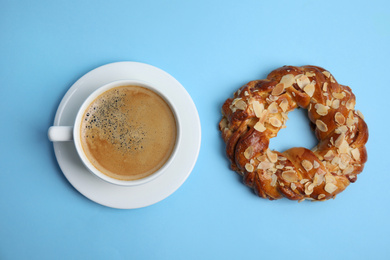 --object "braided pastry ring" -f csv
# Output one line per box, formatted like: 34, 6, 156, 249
219, 66, 368, 201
